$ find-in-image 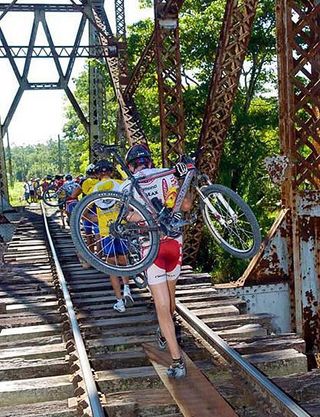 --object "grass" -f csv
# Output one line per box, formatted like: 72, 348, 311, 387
8, 182, 26, 207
